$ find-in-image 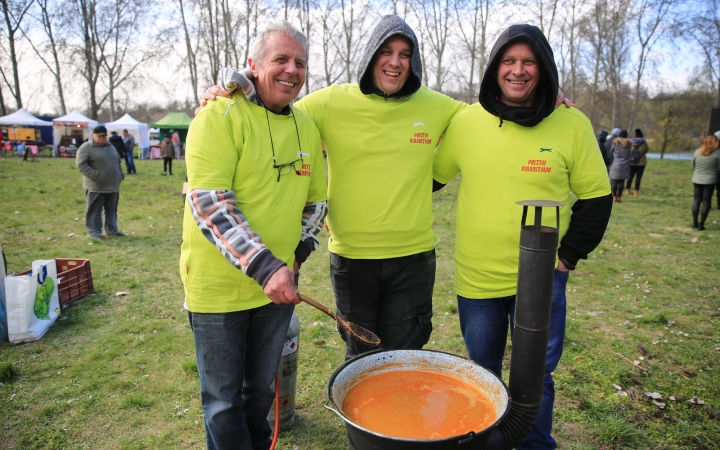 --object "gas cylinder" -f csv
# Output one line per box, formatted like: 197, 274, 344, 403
268, 311, 300, 431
